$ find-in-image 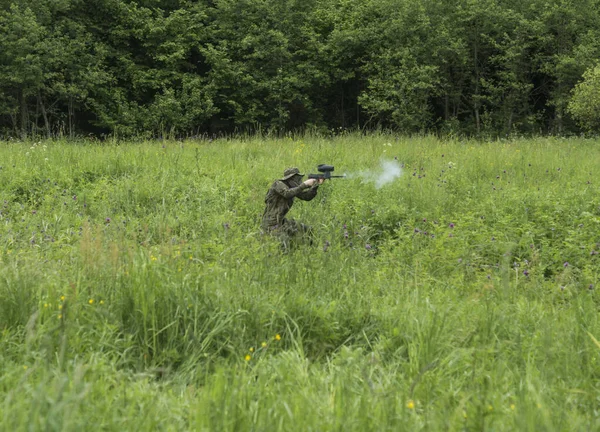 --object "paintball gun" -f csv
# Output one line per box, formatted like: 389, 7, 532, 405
308, 164, 346, 180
